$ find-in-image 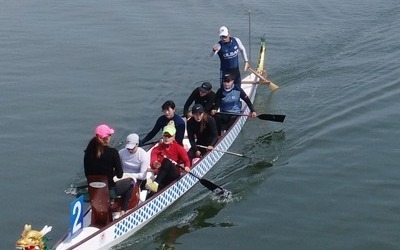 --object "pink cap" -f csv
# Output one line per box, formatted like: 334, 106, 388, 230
95, 124, 115, 139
